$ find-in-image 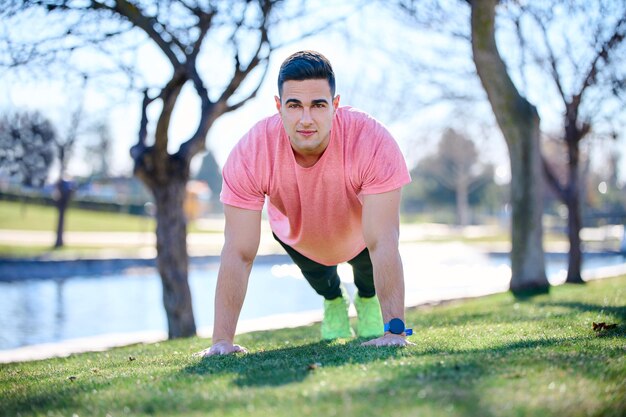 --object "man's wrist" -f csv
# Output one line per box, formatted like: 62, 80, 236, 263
384, 331, 407, 337
384, 318, 413, 336
212, 338, 233, 345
